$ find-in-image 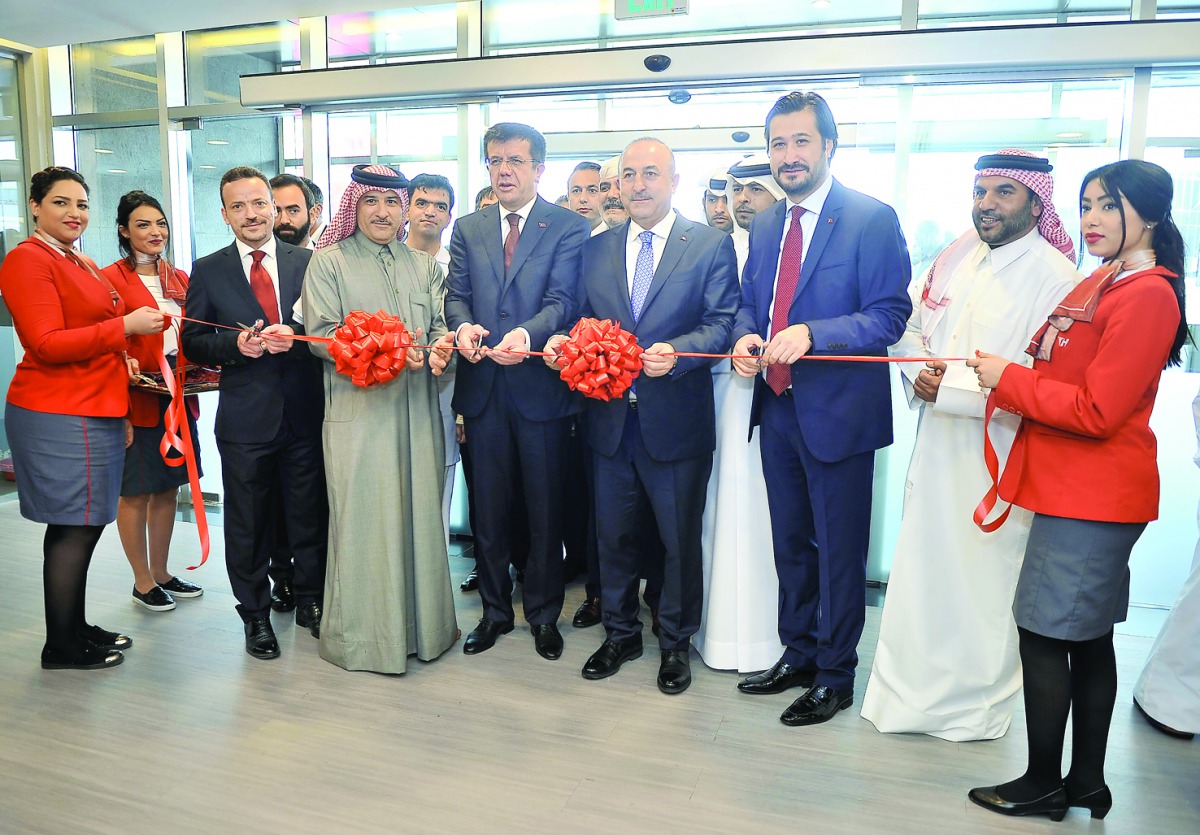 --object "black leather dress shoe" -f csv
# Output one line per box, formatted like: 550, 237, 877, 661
532, 623, 564, 660
737, 659, 815, 695
295, 602, 322, 638
657, 649, 691, 695
463, 618, 514, 654
582, 637, 643, 680
1066, 785, 1113, 820
572, 597, 602, 628
1135, 696, 1195, 739
968, 785, 1068, 821
779, 684, 854, 726
244, 618, 280, 660
270, 580, 296, 612
459, 569, 479, 592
